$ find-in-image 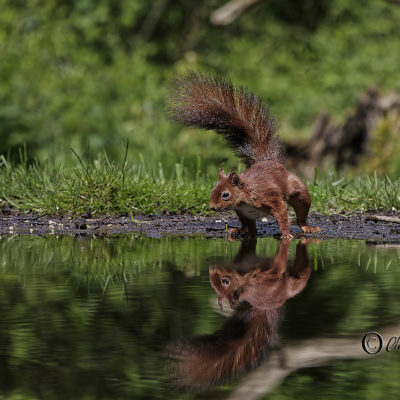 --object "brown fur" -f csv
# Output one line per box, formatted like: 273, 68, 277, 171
209, 239, 311, 311
168, 307, 280, 391
169, 72, 320, 238
169, 72, 284, 167
167, 239, 312, 391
